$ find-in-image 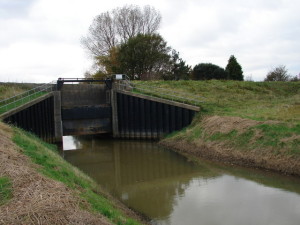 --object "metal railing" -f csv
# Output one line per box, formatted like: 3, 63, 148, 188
0, 81, 56, 115
115, 81, 205, 106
